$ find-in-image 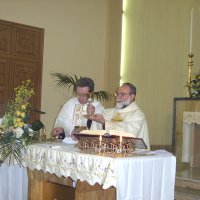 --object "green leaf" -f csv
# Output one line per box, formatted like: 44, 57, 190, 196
50, 72, 114, 101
